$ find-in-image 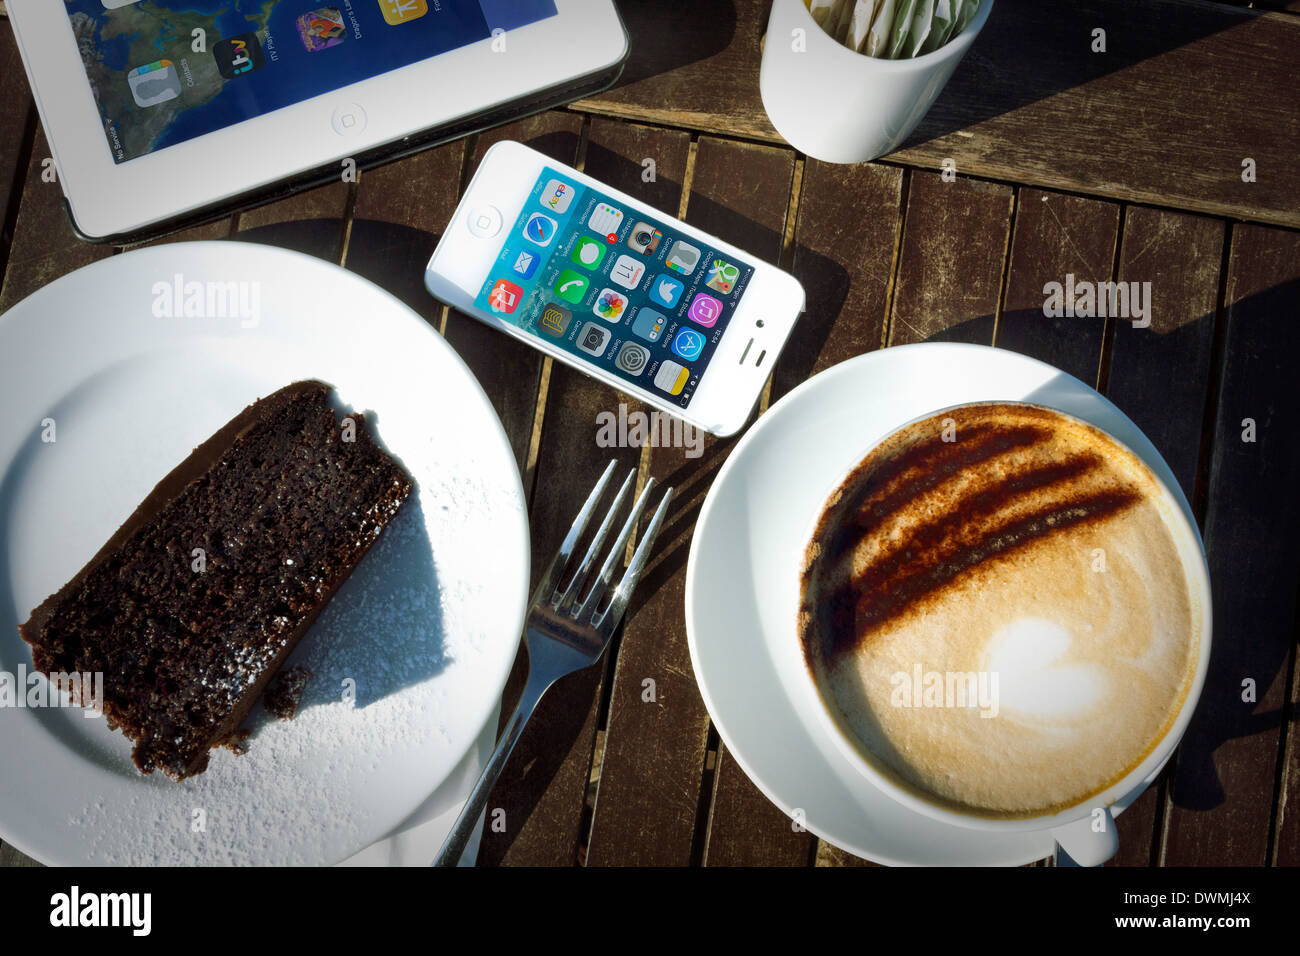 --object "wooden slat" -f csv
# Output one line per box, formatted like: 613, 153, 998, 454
345, 139, 468, 325
1107, 207, 1224, 500
441, 111, 584, 478
0, 128, 113, 315
575, 0, 1300, 229
994, 188, 1118, 386
477, 118, 691, 866
888, 173, 1012, 346
815, 840, 878, 867
136, 218, 233, 247
585, 137, 795, 866
234, 180, 350, 263
703, 742, 814, 866
1100, 207, 1224, 867
1278, 653, 1300, 865
0, 22, 34, 293
673, 138, 811, 867
593, 0, 760, 143
1161, 224, 1300, 866
0, 843, 40, 867
769, 160, 904, 403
